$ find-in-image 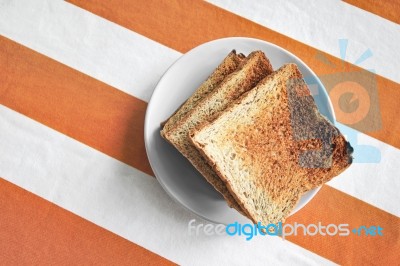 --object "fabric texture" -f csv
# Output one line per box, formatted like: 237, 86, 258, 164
0, 0, 398, 265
